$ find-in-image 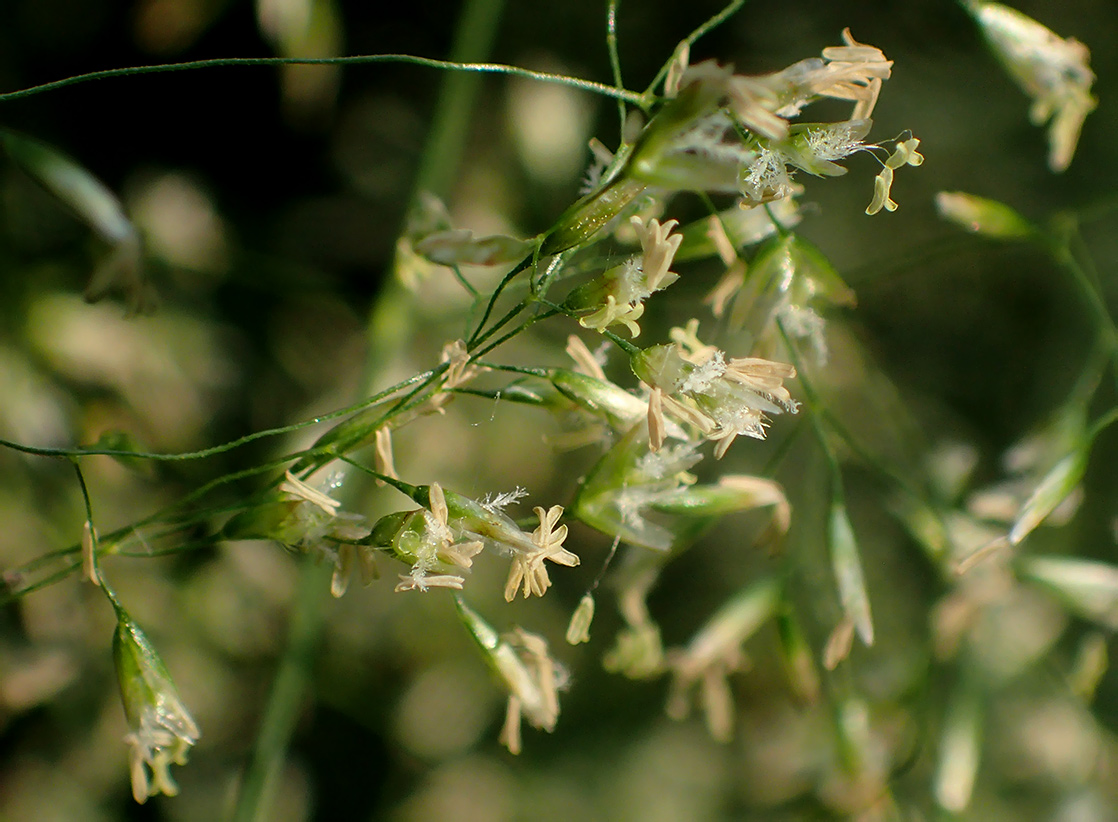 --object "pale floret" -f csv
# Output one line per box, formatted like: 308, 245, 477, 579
723, 28, 891, 133
114, 615, 200, 804
663, 31, 915, 210
565, 334, 608, 380
739, 146, 795, 204
865, 138, 923, 215
504, 505, 580, 600
579, 294, 645, 338
577, 217, 681, 337
565, 593, 596, 645
632, 215, 683, 293
456, 597, 564, 755
665, 578, 782, 741
394, 571, 465, 592
440, 338, 481, 389
785, 119, 874, 177
934, 191, 1035, 239
279, 469, 342, 516
279, 470, 374, 597
970, 1, 1095, 171
373, 427, 397, 484
816, 28, 893, 118
395, 483, 485, 592
497, 628, 563, 754
604, 573, 666, 679
633, 322, 798, 457
125, 704, 200, 803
